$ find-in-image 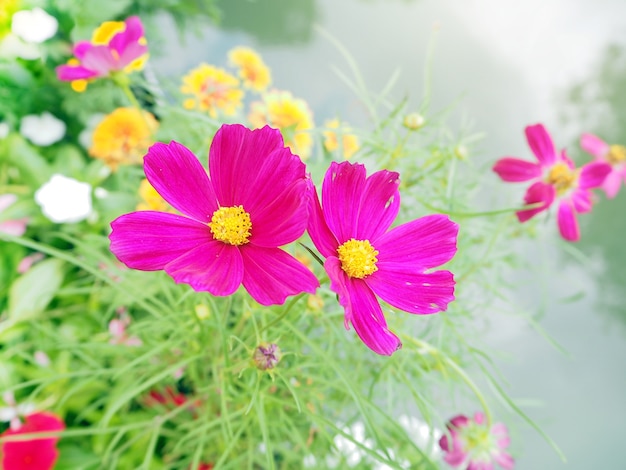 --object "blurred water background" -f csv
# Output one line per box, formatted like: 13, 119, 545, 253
151, 1, 626, 468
